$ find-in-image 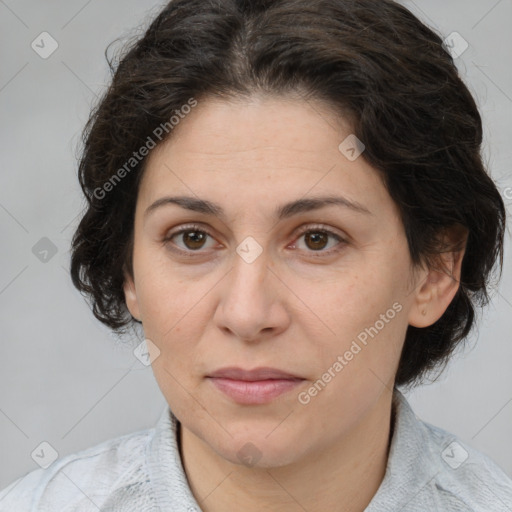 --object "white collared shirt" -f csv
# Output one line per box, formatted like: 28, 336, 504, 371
1, 390, 512, 511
